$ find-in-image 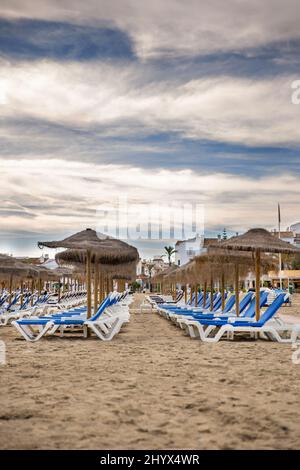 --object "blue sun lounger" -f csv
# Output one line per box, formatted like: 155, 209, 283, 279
193, 291, 254, 319
187, 293, 291, 342
164, 292, 219, 314
12, 293, 124, 342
